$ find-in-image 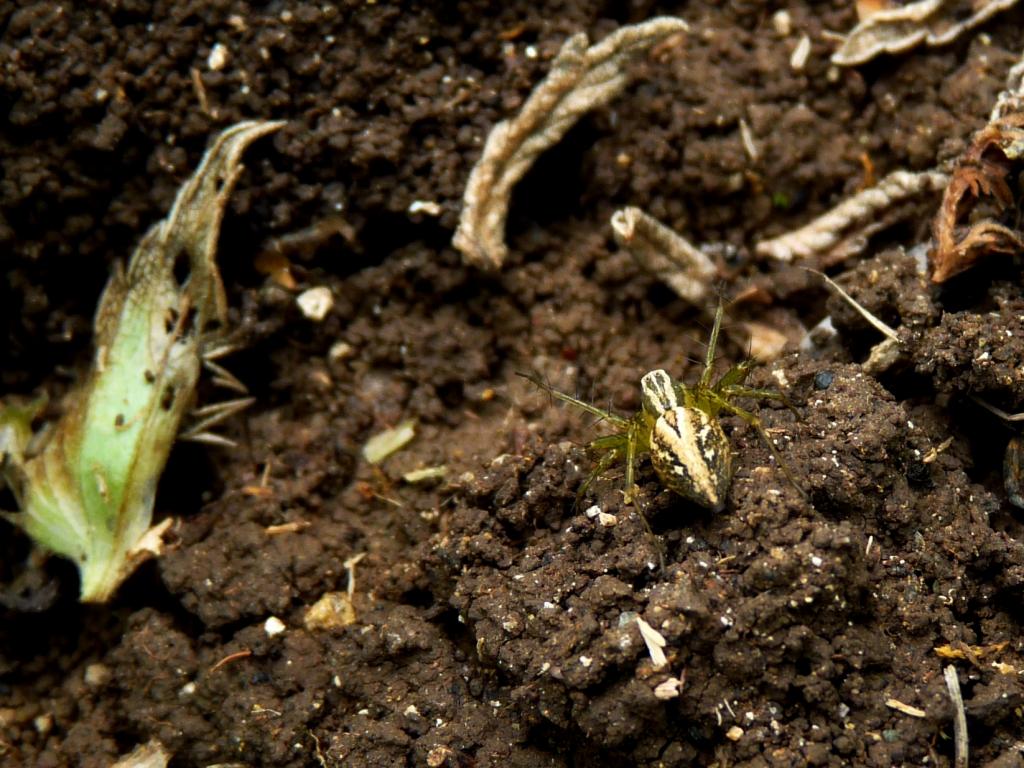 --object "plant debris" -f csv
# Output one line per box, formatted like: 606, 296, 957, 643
832, 0, 1020, 66
944, 665, 969, 768
934, 641, 1010, 661
453, 16, 688, 268
610, 206, 717, 303
402, 465, 447, 484
1004, 435, 1024, 507
636, 616, 669, 670
110, 740, 170, 768
362, 419, 416, 464
885, 698, 927, 718
0, 120, 283, 602
930, 56, 1024, 282
756, 170, 947, 264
